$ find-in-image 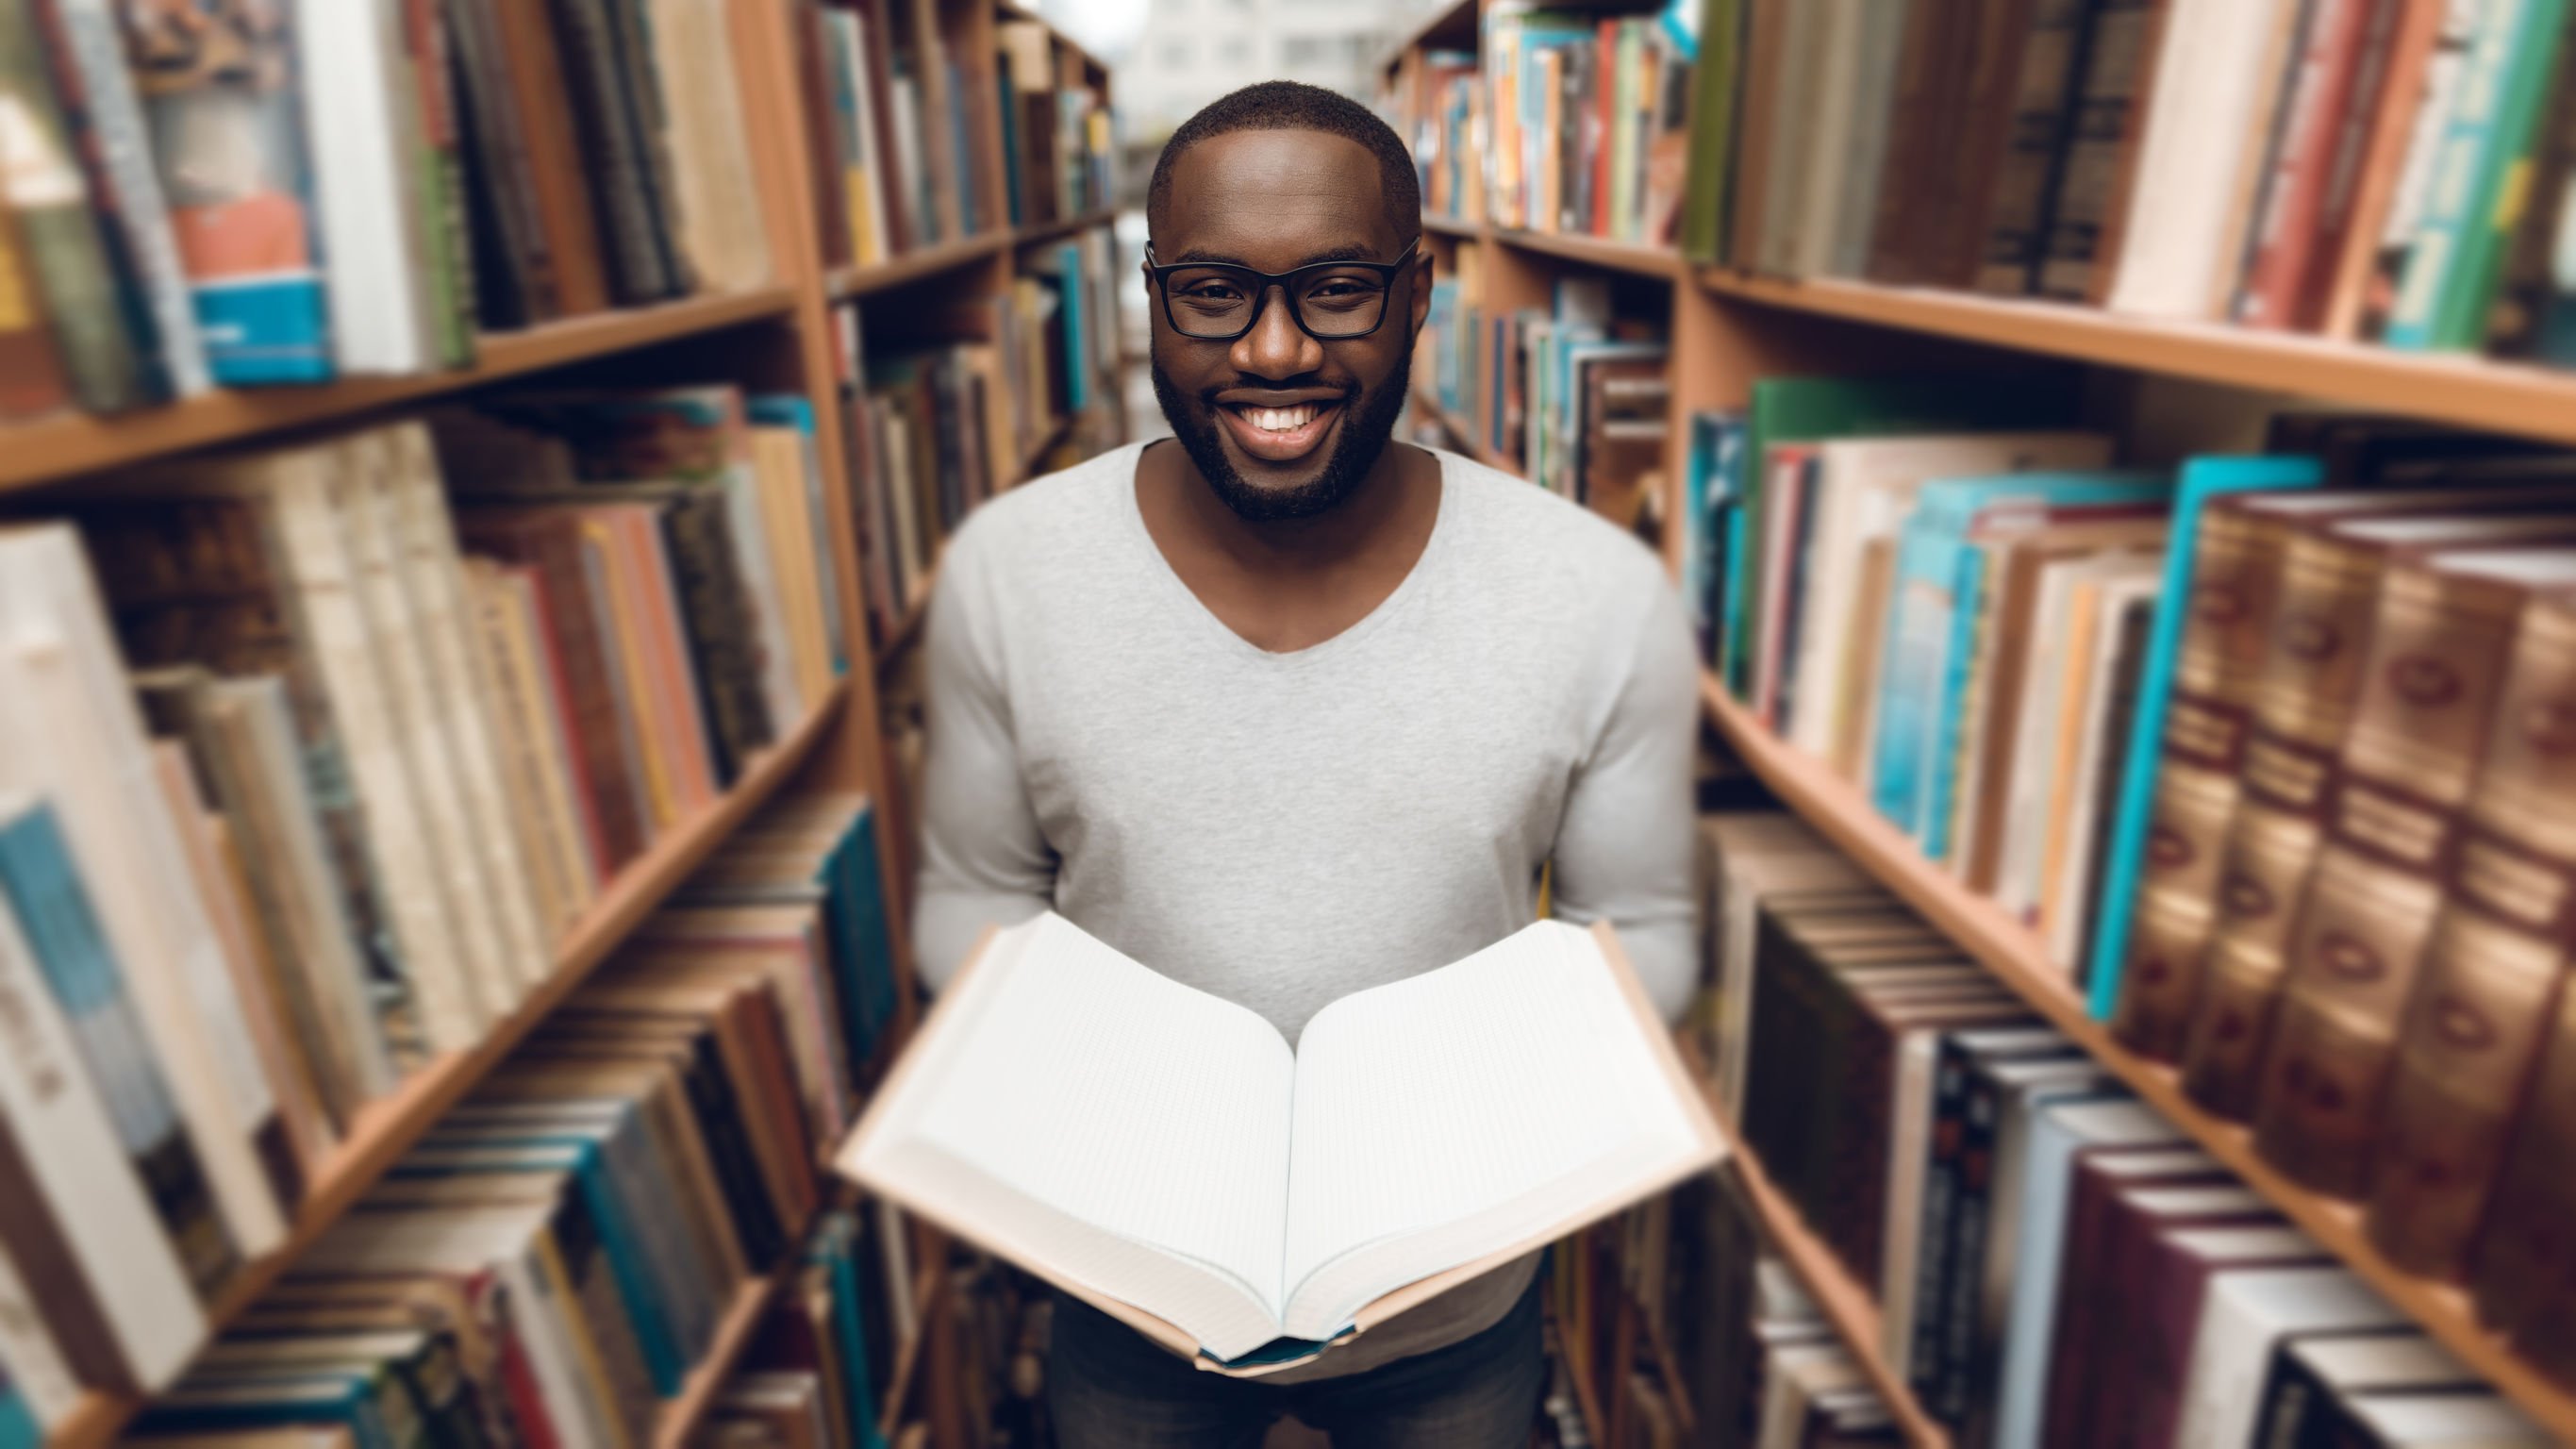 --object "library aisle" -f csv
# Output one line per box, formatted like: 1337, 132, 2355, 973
12, 0, 2576, 1445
